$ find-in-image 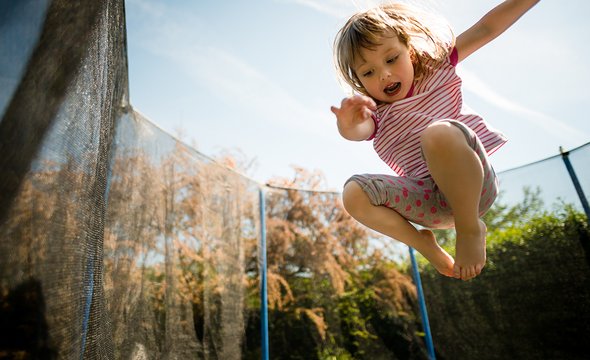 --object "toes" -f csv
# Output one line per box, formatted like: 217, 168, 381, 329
468, 266, 477, 280
460, 267, 469, 281
475, 264, 484, 275
463, 265, 485, 280
442, 266, 455, 277
456, 265, 486, 280
461, 268, 469, 281
453, 264, 461, 279
462, 266, 476, 281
